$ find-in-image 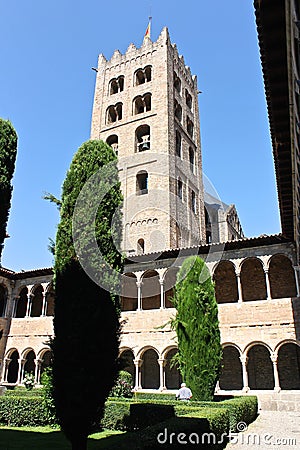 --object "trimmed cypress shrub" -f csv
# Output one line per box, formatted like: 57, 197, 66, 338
52, 140, 123, 450
171, 256, 222, 401
0, 118, 17, 261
